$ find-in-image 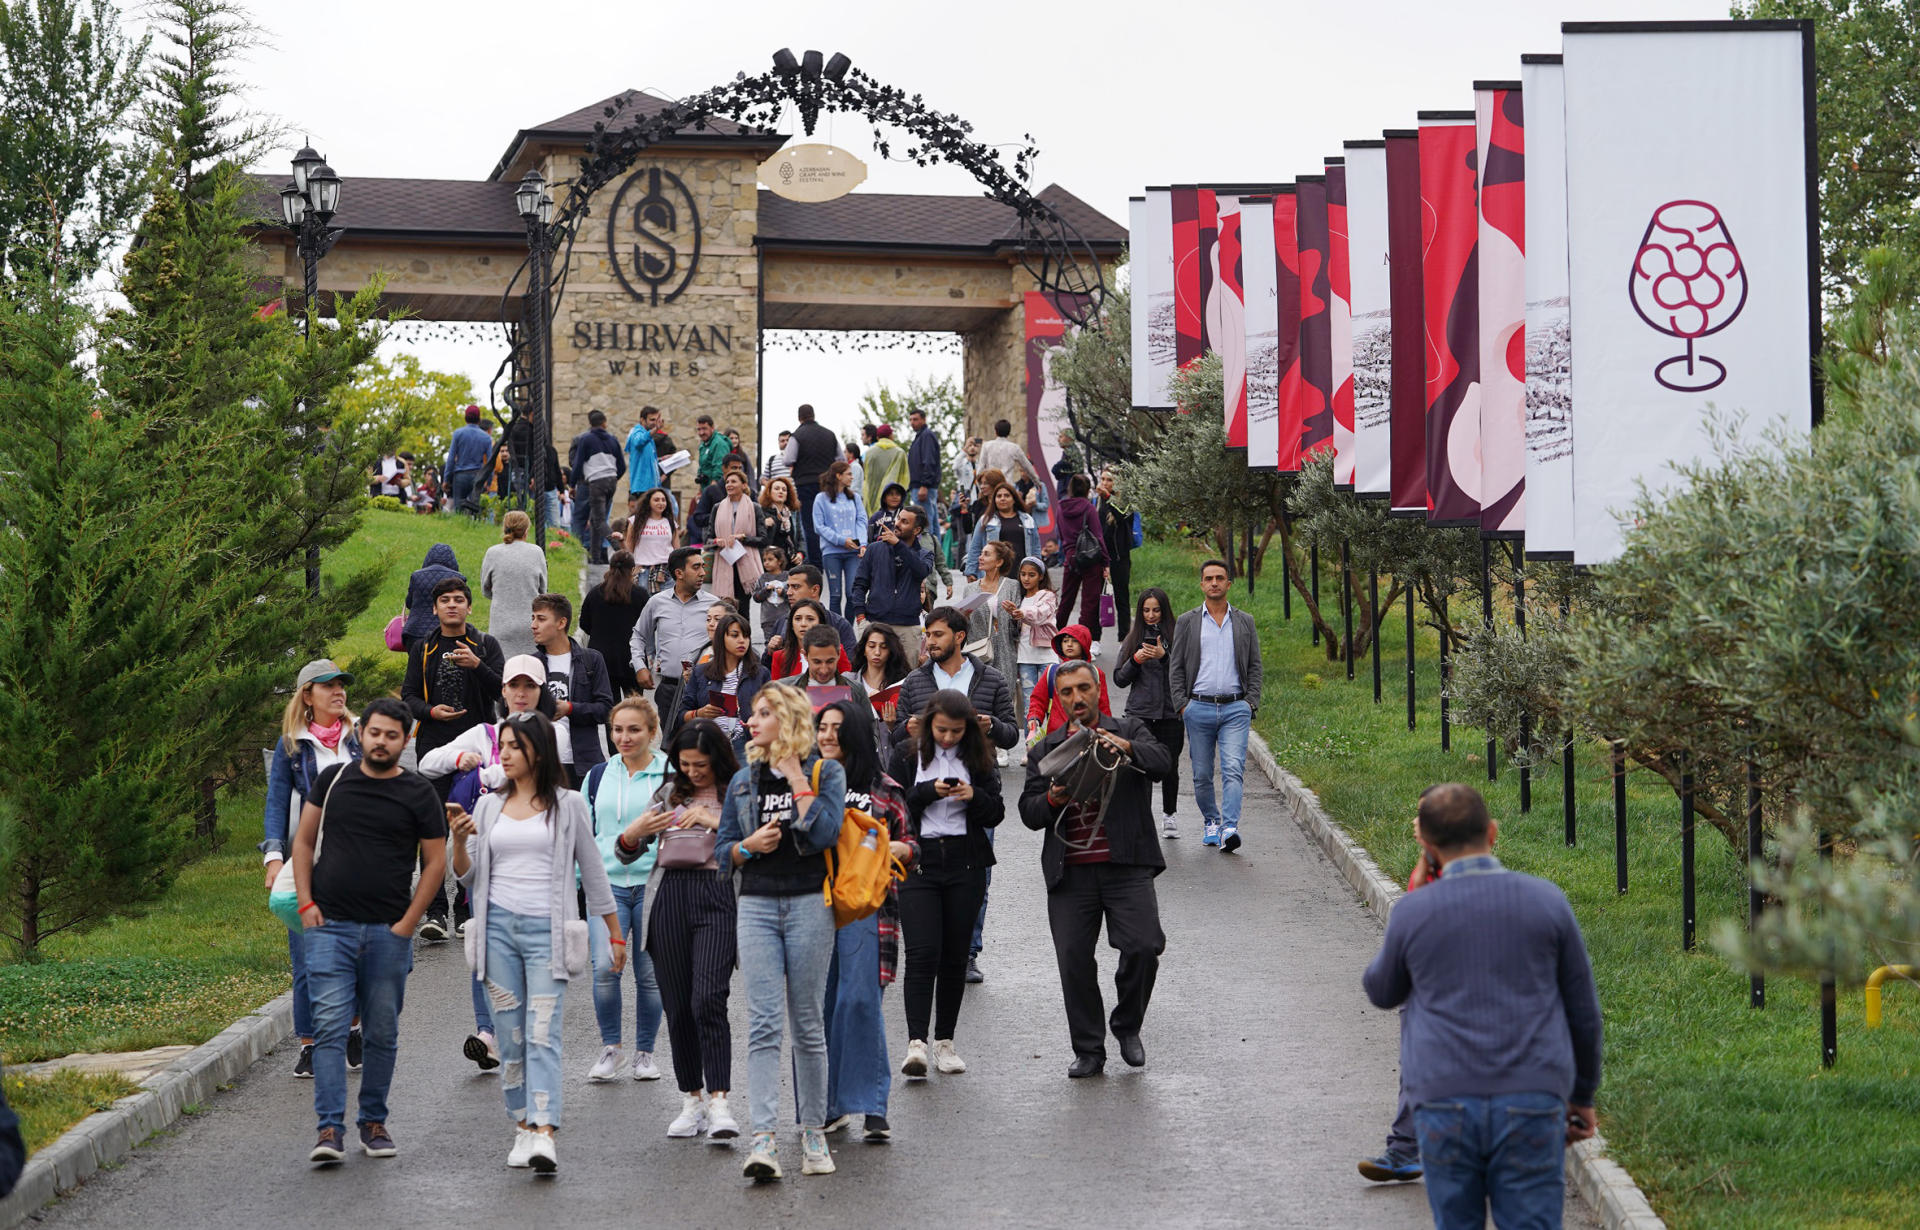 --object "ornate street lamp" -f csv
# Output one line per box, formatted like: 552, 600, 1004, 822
279, 141, 344, 596
517, 169, 555, 547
